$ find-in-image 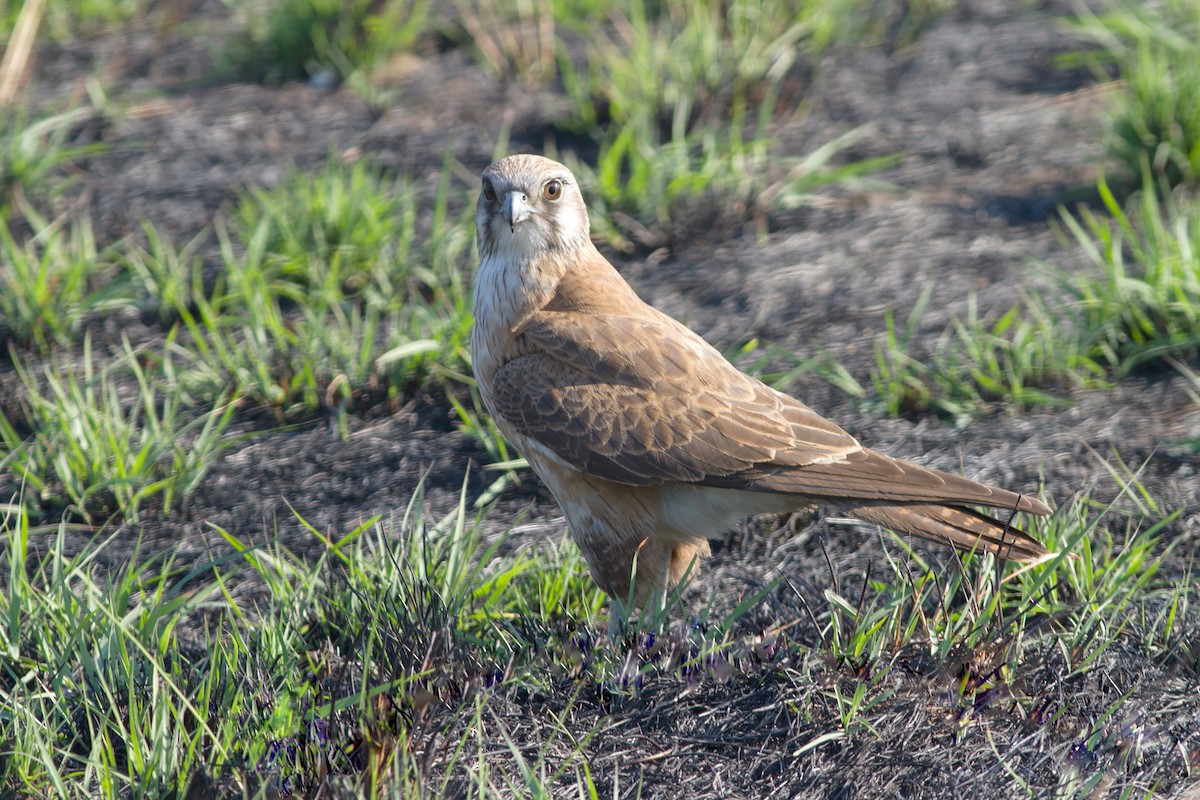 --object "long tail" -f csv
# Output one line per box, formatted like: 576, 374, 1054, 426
846, 502, 1051, 562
